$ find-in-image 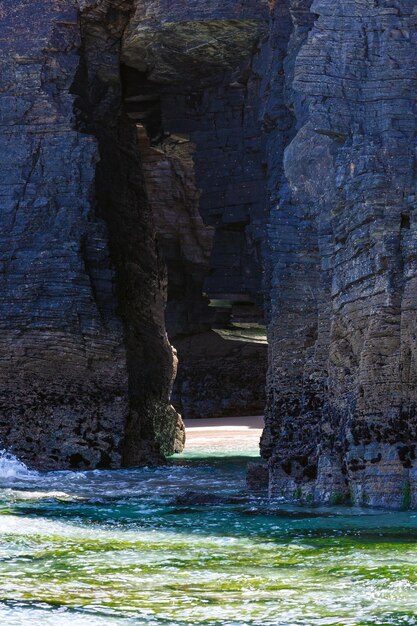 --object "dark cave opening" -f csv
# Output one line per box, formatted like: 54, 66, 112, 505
120, 57, 268, 423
